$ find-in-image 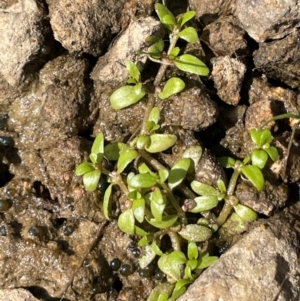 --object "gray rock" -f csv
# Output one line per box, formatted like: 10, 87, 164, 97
235, 0, 300, 42
178, 203, 300, 301
91, 16, 164, 86
48, 0, 128, 56
0, 289, 38, 301
211, 56, 246, 105
189, 0, 236, 25
201, 15, 248, 56
254, 30, 300, 88
0, 0, 46, 86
